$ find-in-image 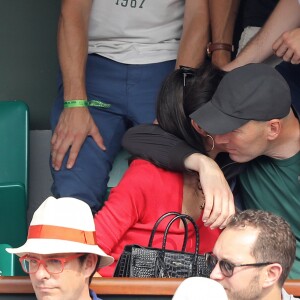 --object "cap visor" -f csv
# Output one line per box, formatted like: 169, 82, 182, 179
190, 101, 248, 134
